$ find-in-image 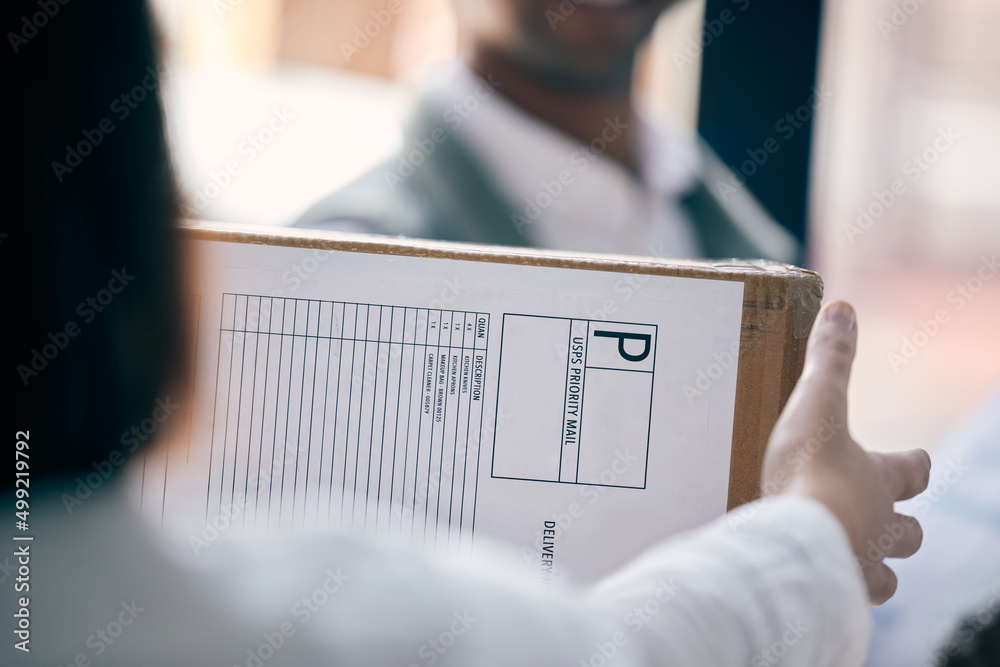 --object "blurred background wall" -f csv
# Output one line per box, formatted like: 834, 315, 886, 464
150, 0, 1000, 457
811, 0, 1000, 457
